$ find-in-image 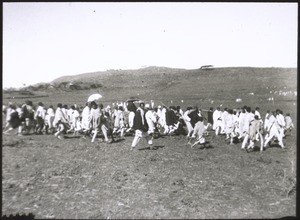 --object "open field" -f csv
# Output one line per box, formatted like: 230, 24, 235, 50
2, 67, 297, 218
